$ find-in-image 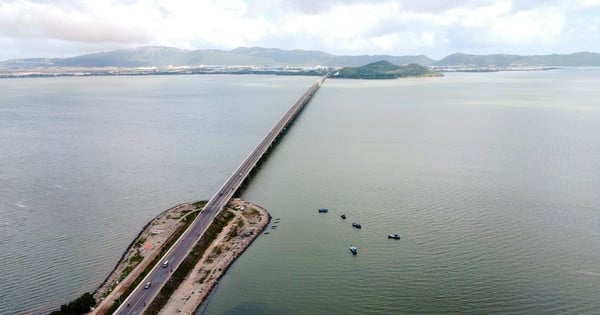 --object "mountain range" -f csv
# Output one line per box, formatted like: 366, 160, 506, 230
1, 46, 600, 69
